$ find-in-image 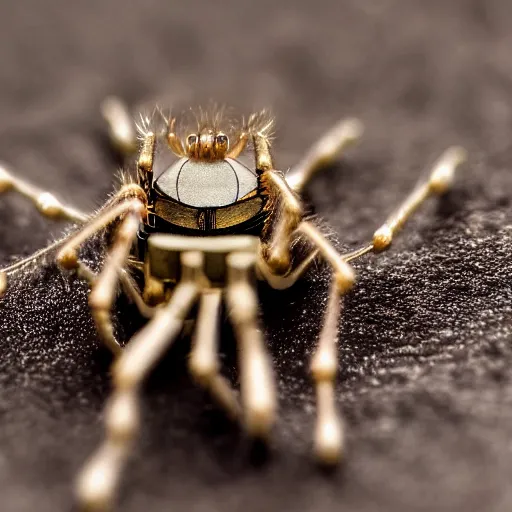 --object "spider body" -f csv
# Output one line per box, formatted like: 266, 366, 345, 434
141, 156, 267, 236
0, 97, 466, 511
133, 115, 270, 273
